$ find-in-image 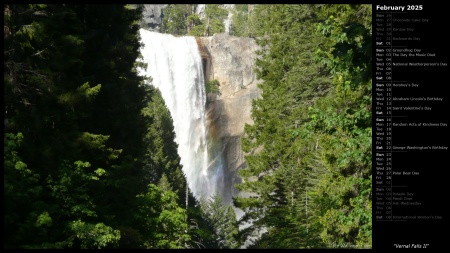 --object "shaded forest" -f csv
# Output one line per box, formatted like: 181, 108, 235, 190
4, 4, 372, 249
